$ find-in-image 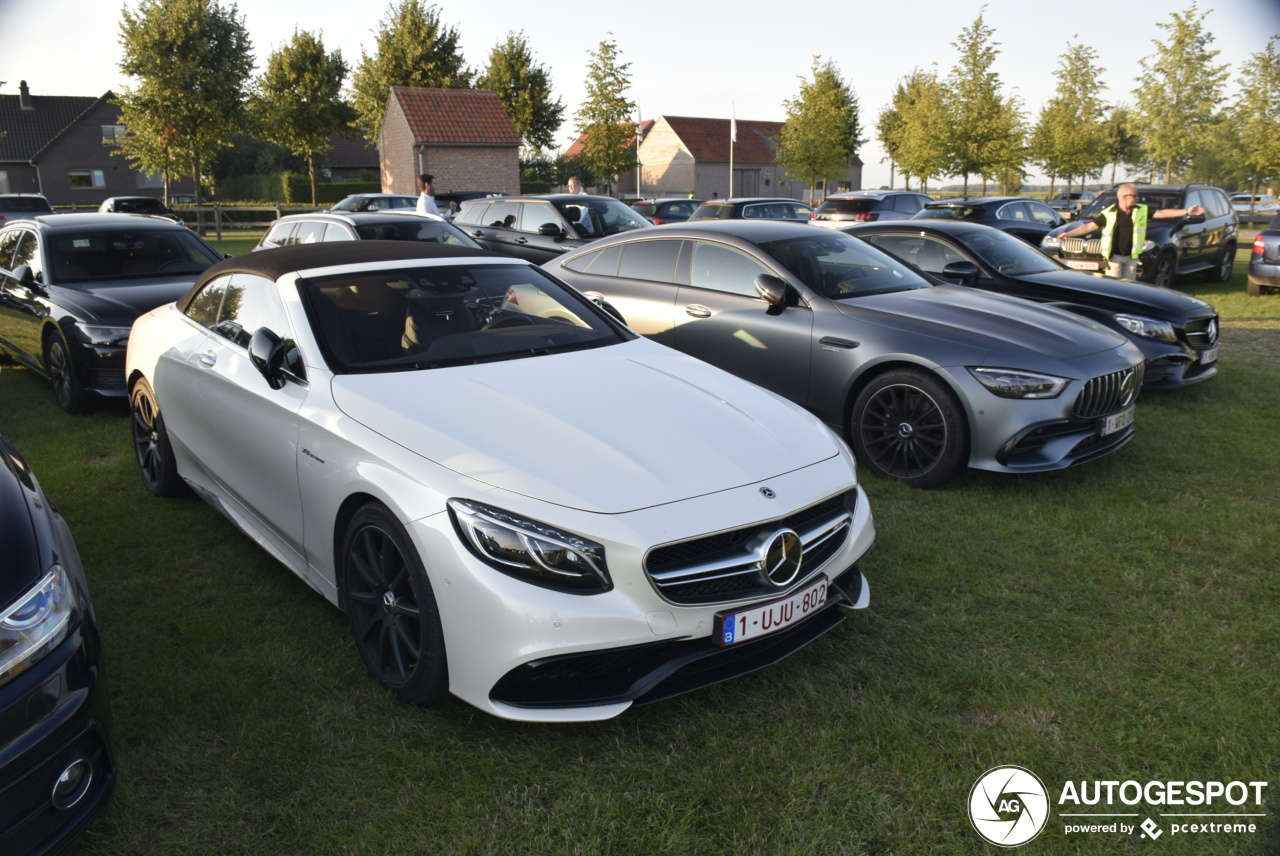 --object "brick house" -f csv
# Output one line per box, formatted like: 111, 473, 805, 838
379, 87, 521, 197
634, 115, 862, 202
0, 80, 192, 207
562, 119, 654, 196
